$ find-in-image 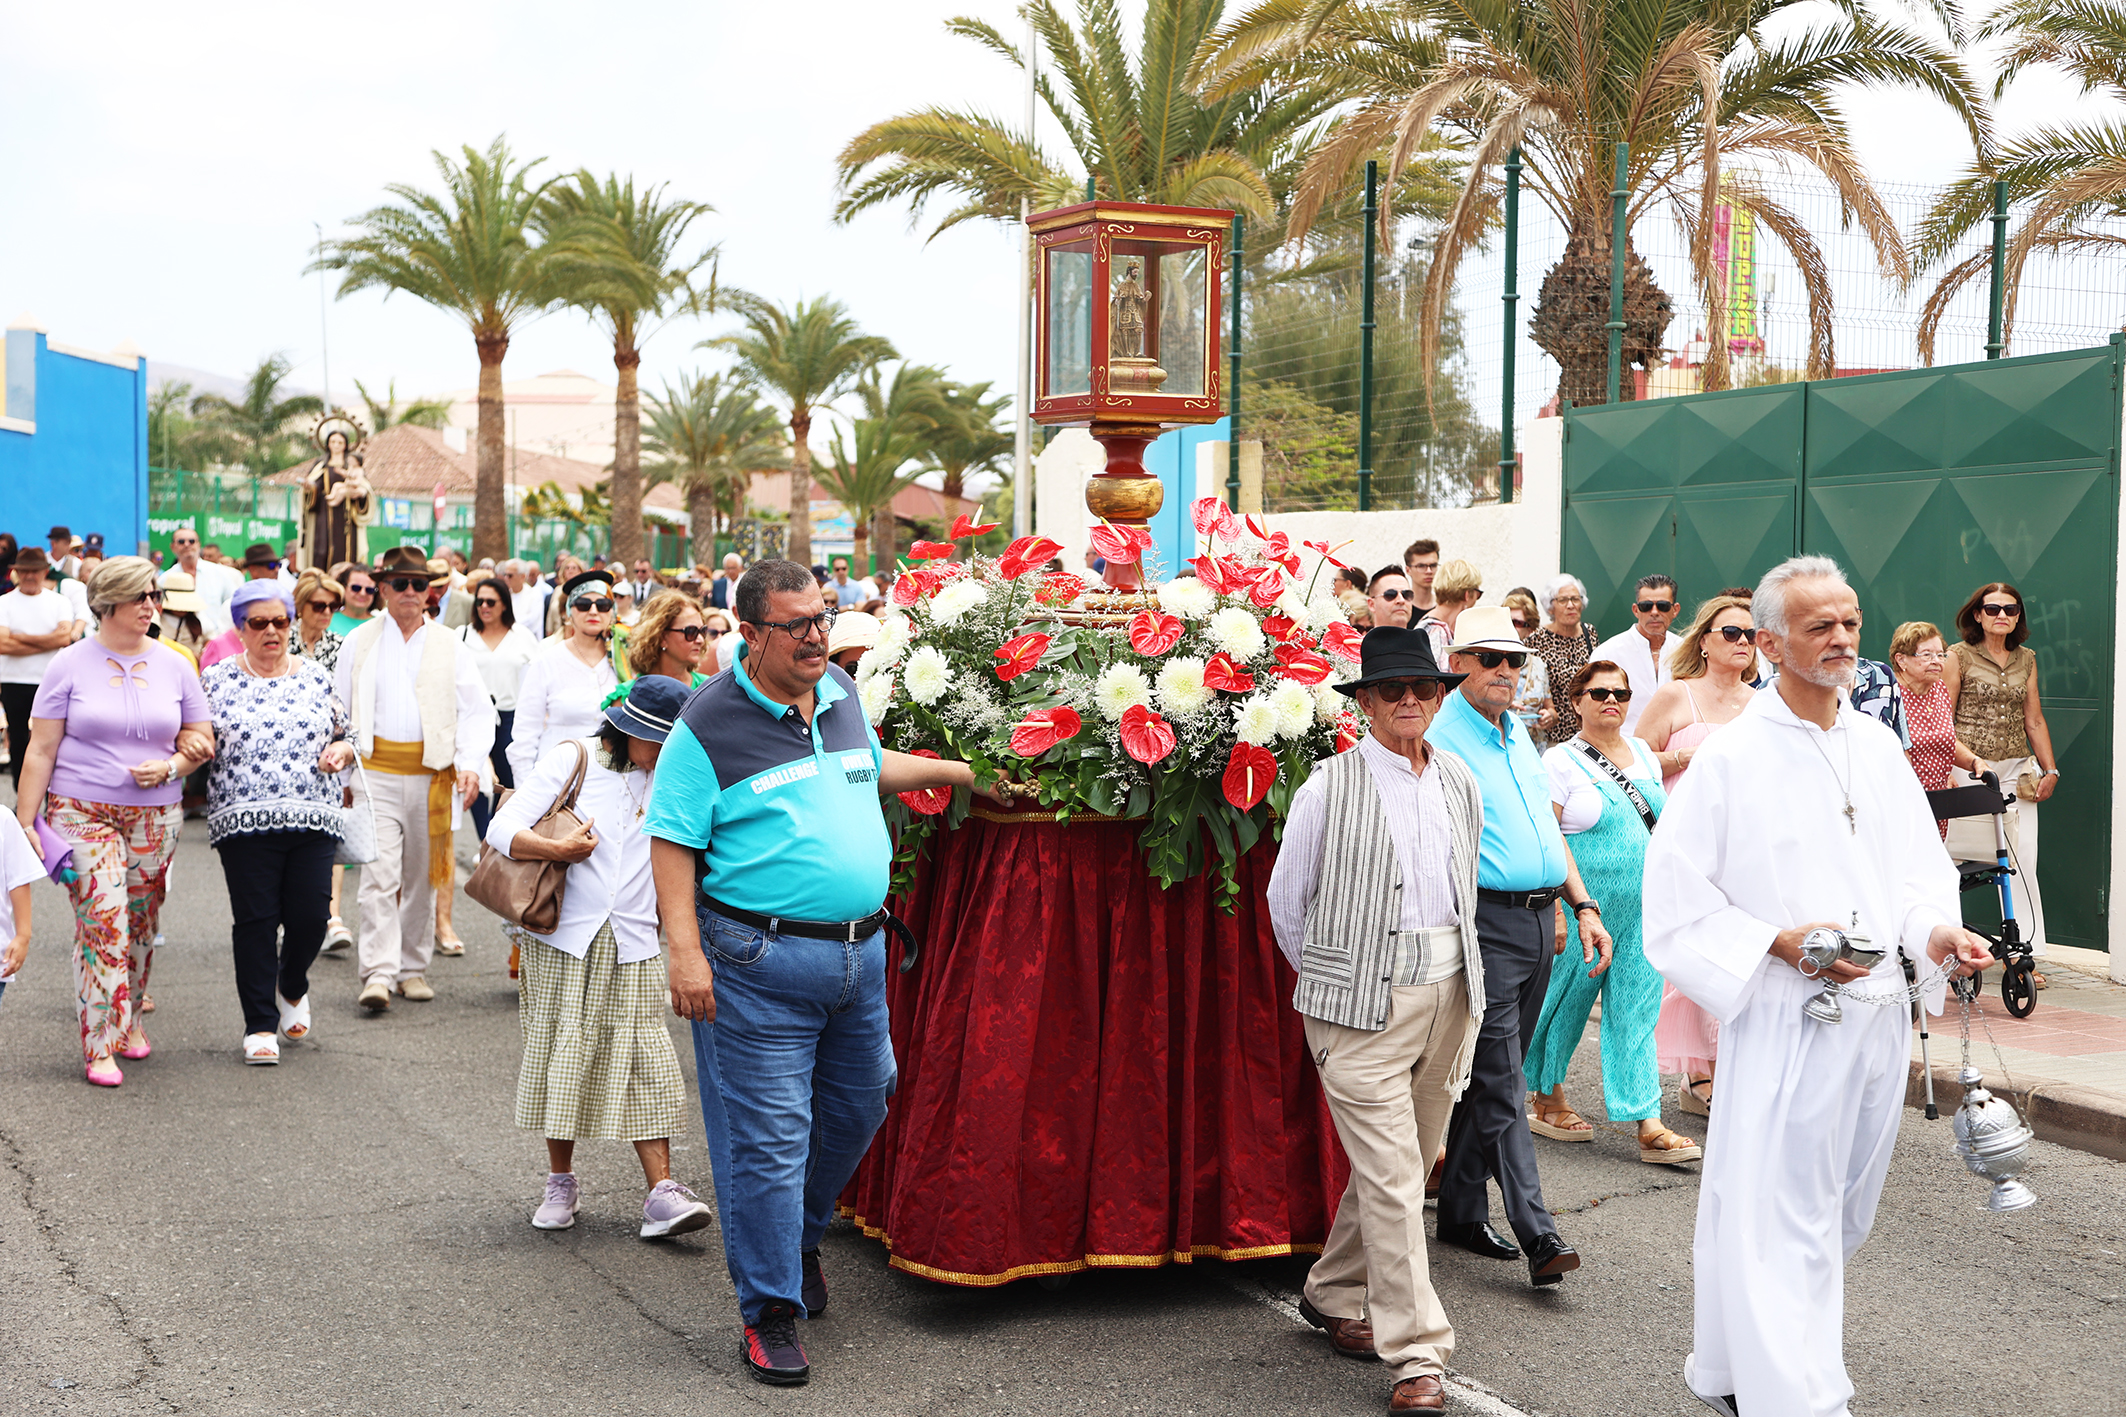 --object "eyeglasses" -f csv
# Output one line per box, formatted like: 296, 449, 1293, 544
1582, 685, 1633, 703
243, 615, 291, 631
753, 610, 837, 642
347, 583, 376, 596
126, 590, 164, 607
1713, 624, 1756, 643
1981, 602, 2021, 618
304, 599, 336, 613
1375, 587, 1415, 601
475, 597, 503, 609
1471, 650, 1528, 670
671, 624, 708, 641
1553, 594, 1584, 606
1369, 678, 1444, 704
706, 627, 726, 638
1408, 561, 1438, 573
1903, 649, 1947, 663
383, 576, 424, 593
1510, 617, 1535, 631
1635, 599, 1676, 614
572, 596, 616, 613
